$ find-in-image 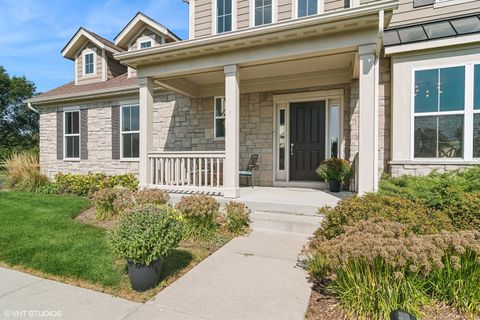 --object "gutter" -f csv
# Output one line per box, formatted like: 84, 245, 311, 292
27, 102, 39, 114
114, 0, 398, 64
